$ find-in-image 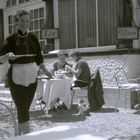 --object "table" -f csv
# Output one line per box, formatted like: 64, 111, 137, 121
37, 77, 72, 112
